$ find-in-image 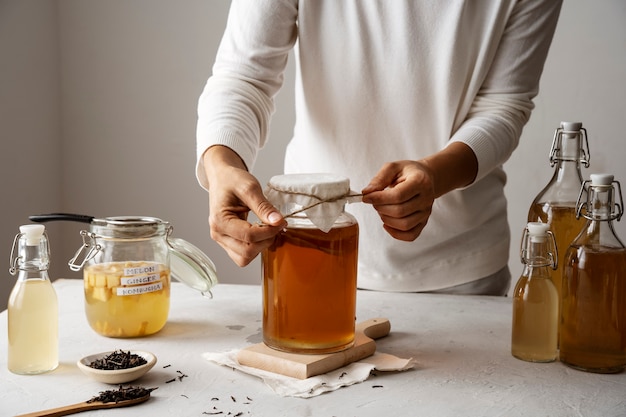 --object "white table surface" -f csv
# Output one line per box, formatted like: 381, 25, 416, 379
1, 279, 625, 416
